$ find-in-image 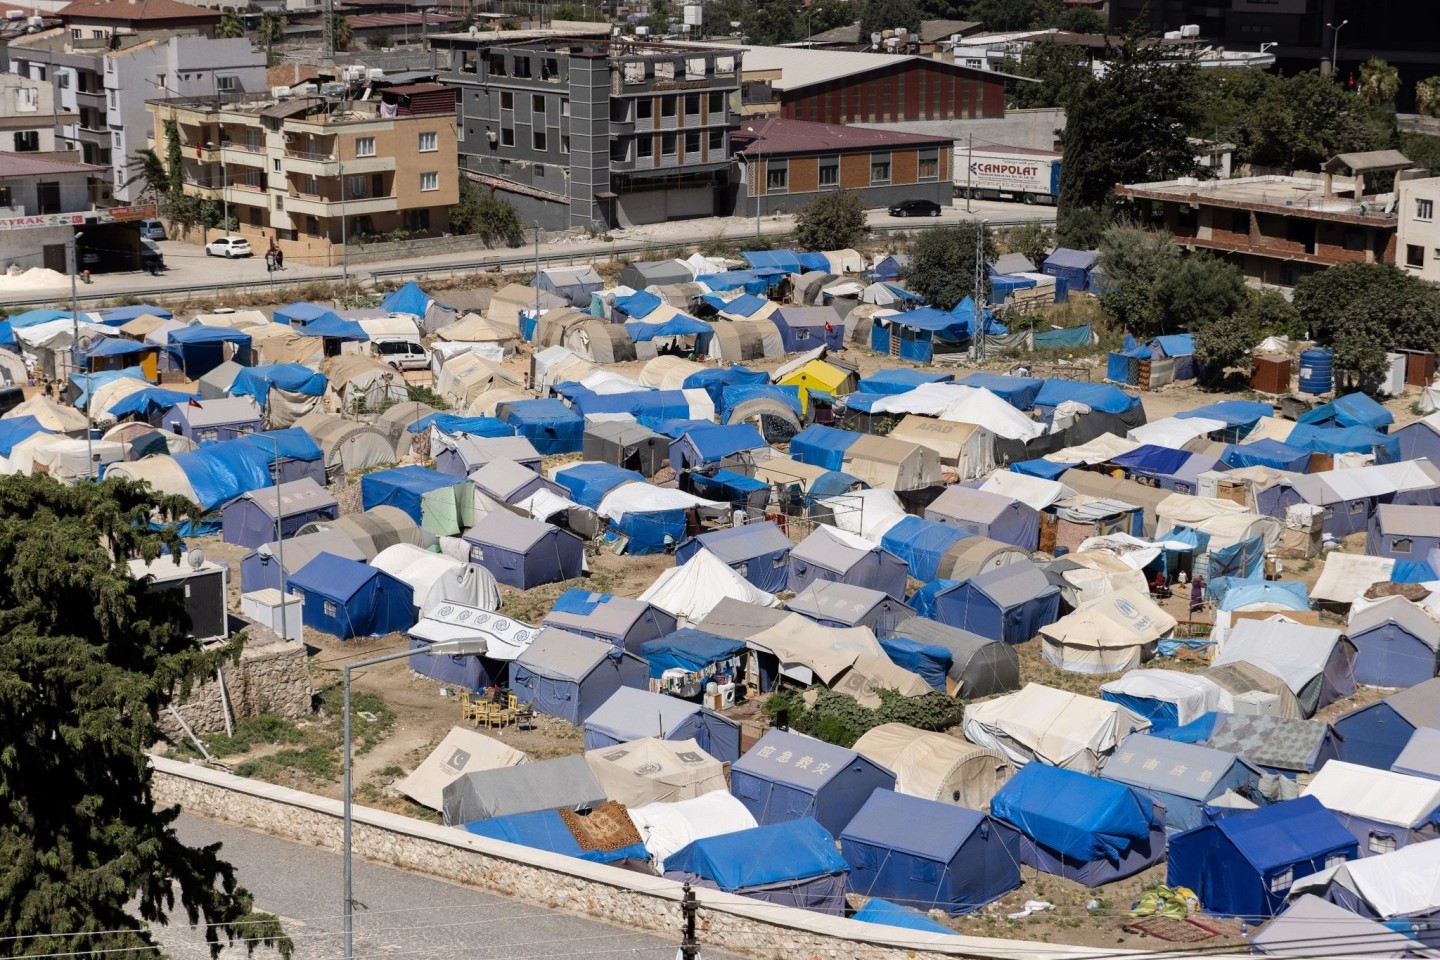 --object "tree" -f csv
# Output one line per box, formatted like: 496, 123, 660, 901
858, 0, 920, 44
1096, 226, 1182, 338
121, 147, 170, 200
1358, 57, 1401, 108
1246, 71, 1397, 171
642, 0, 672, 34
451, 184, 523, 246
967, 0, 1057, 30
1156, 252, 1246, 336
905, 221, 995, 311
330, 14, 353, 51
1188, 67, 1274, 162
216, 6, 246, 38
0, 476, 292, 960
365, 30, 389, 49
1057, 32, 1203, 245
1402, 133, 1440, 175
1004, 220, 1054, 269
257, 10, 285, 58
751, 0, 806, 45
163, 117, 184, 196
793, 189, 867, 252
1003, 40, 1092, 110
1417, 77, 1440, 119
1294, 262, 1440, 384
1052, 6, 1105, 33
